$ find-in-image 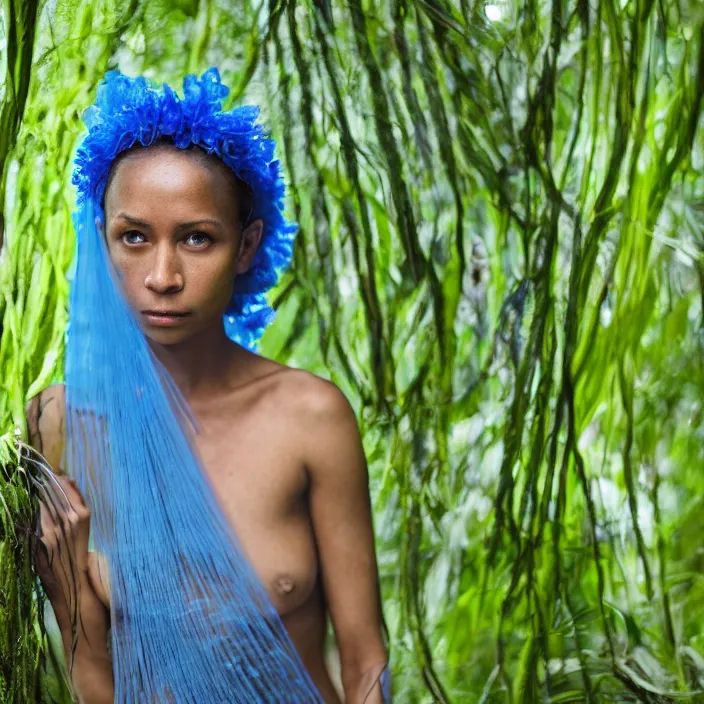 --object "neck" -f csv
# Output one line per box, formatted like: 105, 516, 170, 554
148, 322, 244, 401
